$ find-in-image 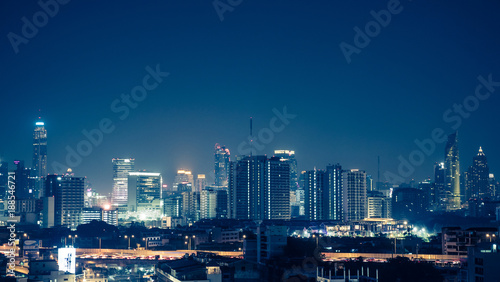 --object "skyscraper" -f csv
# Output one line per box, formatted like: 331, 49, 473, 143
228, 156, 290, 220
173, 170, 194, 192
274, 150, 298, 190
111, 158, 135, 206
127, 172, 162, 214
195, 174, 207, 192
214, 144, 230, 187
0, 161, 8, 200
32, 120, 47, 197
304, 169, 326, 220
465, 147, 490, 200
325, 164, 343, 221
345, 169, 367, 221
445, 132, 460, 211
54, 169, 85, 230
